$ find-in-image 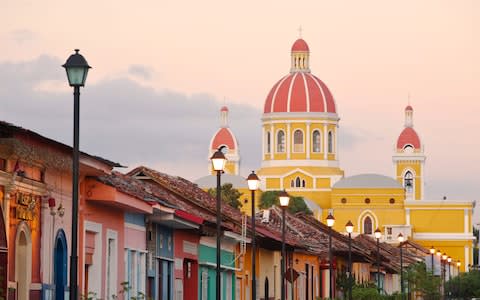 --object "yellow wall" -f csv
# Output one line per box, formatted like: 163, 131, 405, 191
396, 160, 422, 200
410, 209, 464, 233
